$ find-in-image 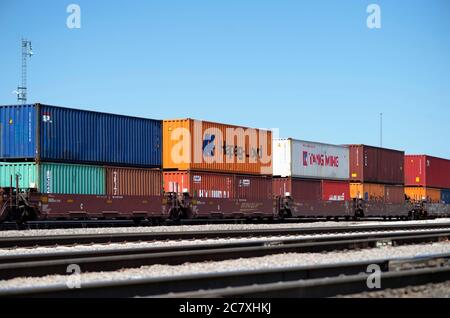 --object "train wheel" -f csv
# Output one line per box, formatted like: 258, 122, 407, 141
169, 208, 182, 222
